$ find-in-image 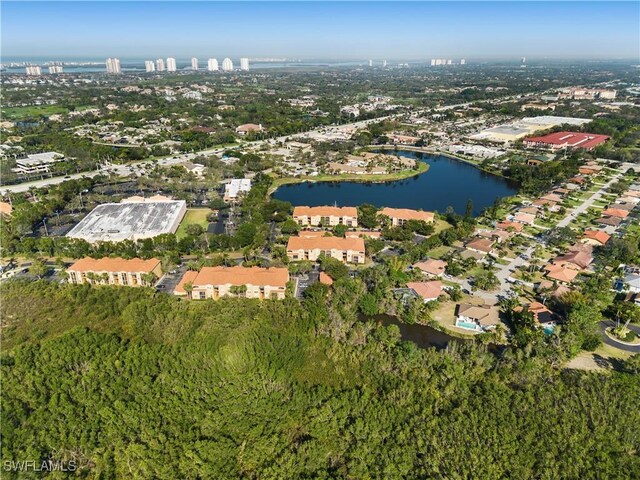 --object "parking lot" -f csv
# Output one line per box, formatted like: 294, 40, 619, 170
155, 265, 187, 294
